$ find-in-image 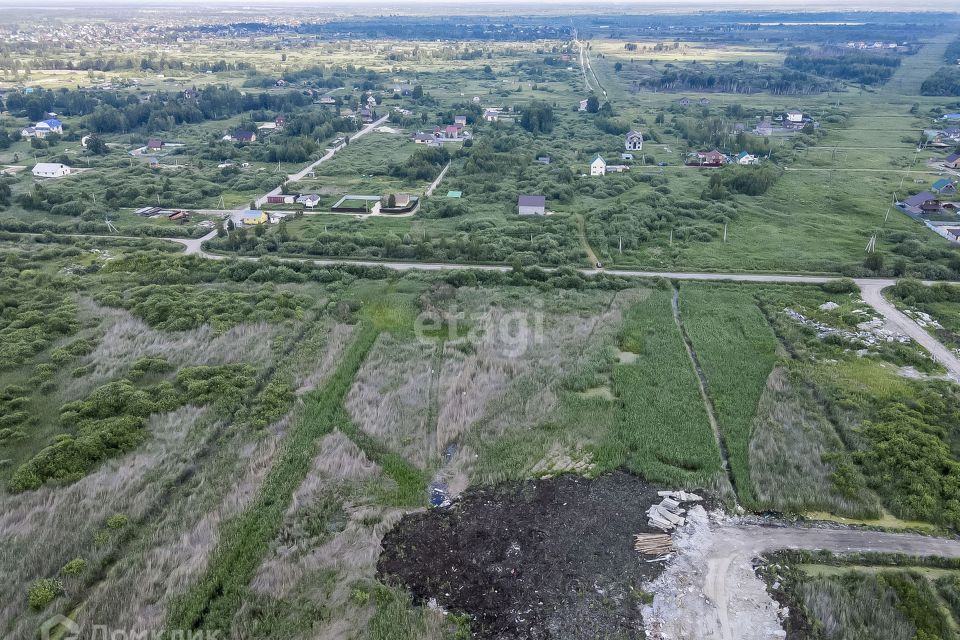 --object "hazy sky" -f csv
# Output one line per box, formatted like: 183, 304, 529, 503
18, 0, 957, 9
